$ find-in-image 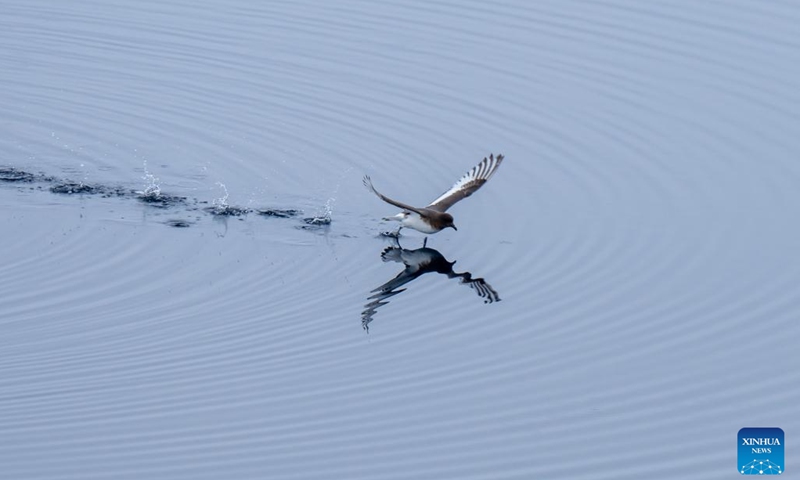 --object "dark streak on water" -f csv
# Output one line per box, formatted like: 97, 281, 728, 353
50, 182, 129, 197
303, 216, 332, 225
256, 208, 301, 218
137, 192, 189, 208
298, 215, 333, 230
204, 205, 252, 217
1, 166, 321, 228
